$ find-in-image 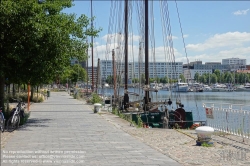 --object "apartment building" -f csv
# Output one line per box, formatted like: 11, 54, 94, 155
100, 60, 183, 82
222, 58, 247, 71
